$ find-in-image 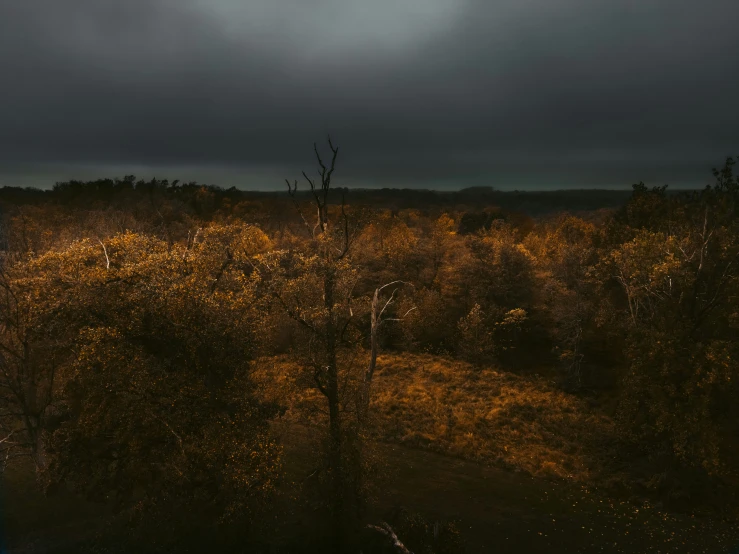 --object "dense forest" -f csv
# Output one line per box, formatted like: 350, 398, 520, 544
1, 145, 738, 553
